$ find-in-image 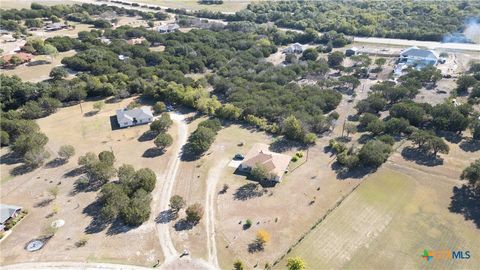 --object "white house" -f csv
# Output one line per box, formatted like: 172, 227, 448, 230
283, 43, 304, 54
158, 23, 180, 34
116, 106, 153, 128
399, 47, 438, 68
1, 204, 22, 231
